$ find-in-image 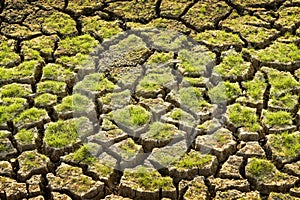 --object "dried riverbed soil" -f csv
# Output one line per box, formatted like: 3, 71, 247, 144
1, 0, 300, 199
